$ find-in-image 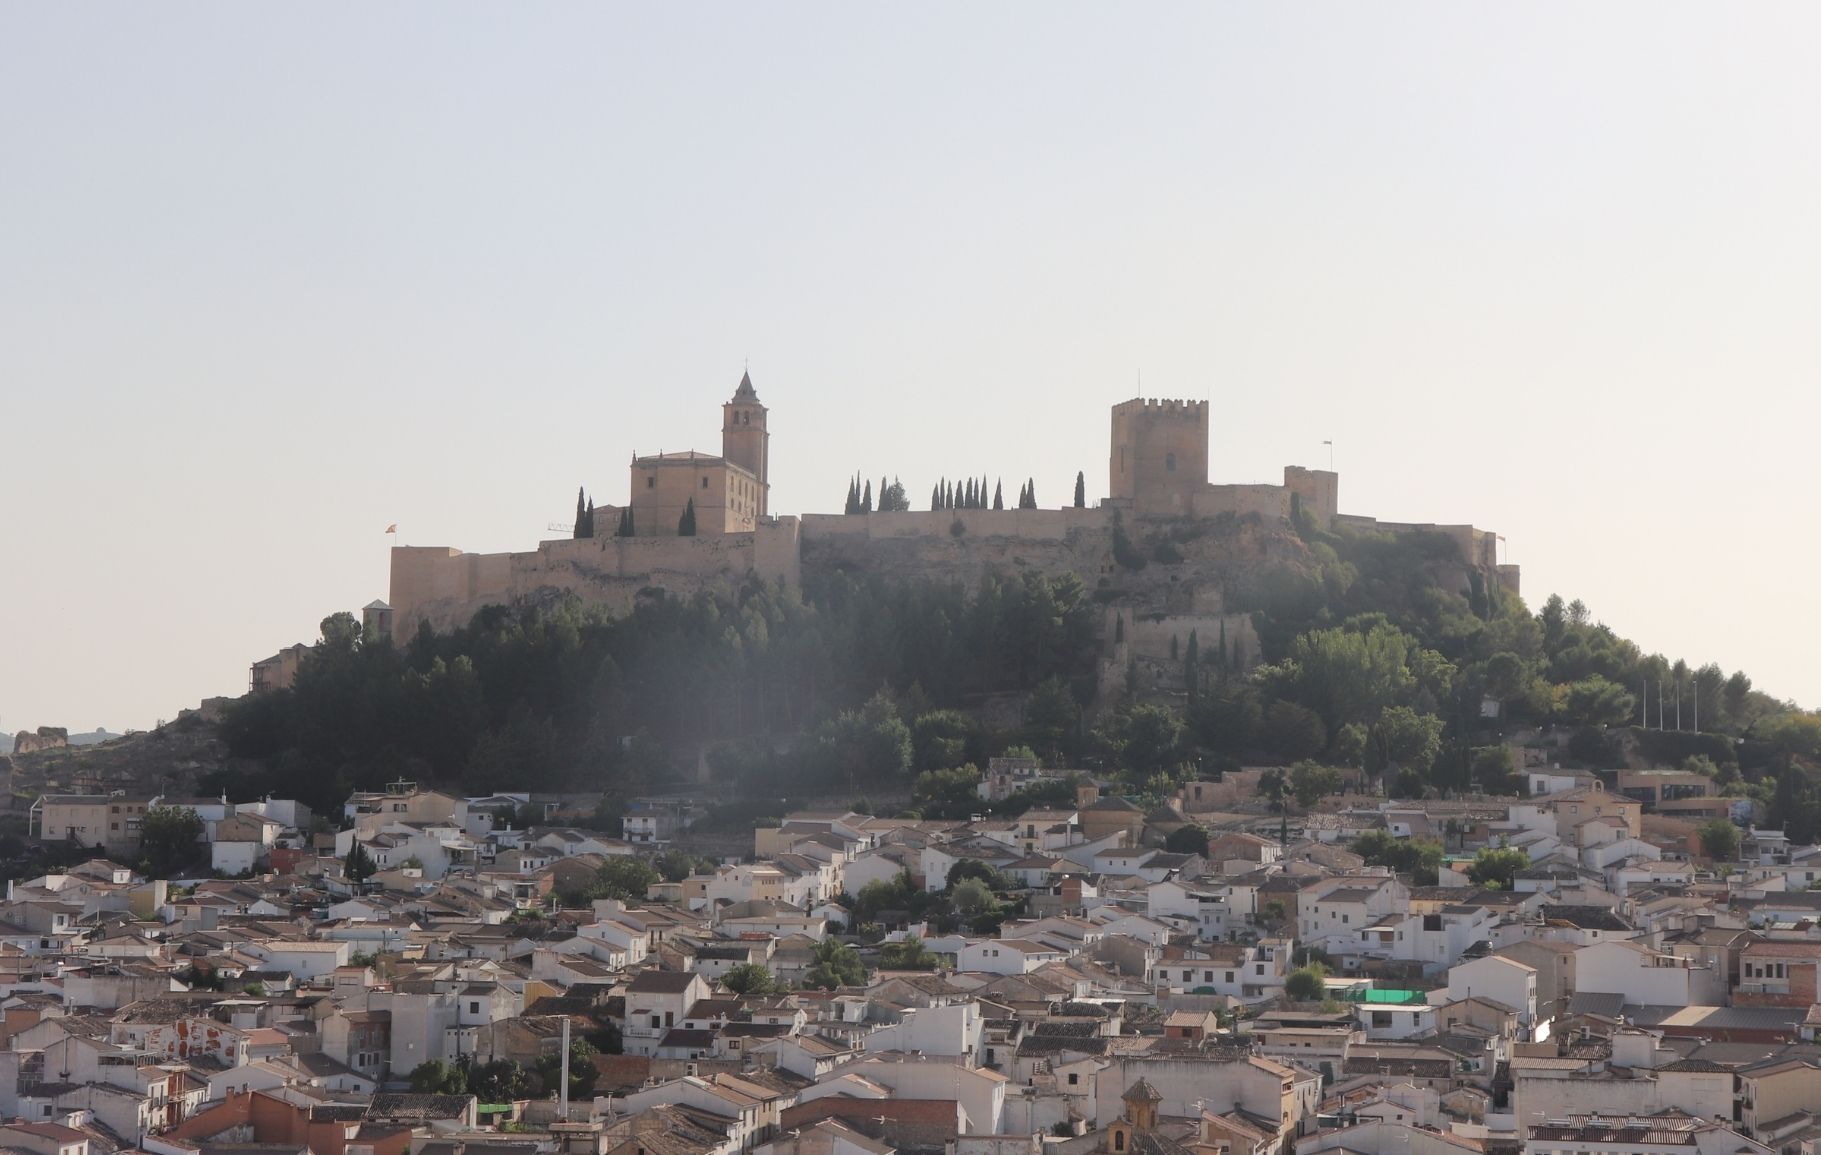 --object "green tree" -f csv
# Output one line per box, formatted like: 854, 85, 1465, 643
574, 487, 589, 539
1073, 471, 1086, 508
533, 1039, 596, 1099
804, 938, 867, 989
1288, 761, 1344, 807
409, 1059, 464, 1094
1262, 701, 1326, 761
617, 507, 634, 536
591, 857, 660, 902
1164, 824, 1210, 855
992, 480, 1004, 510
862, 479, 873, 513
1350, 830, 1443, 886
678, 497, 697, 536
912, 710, 975, 771
1110, 705, 1183, 776
1698, 819, 1741, 863
464, 1057, 529, 1100
1285, 963, 1328, 1001
139, 806, 204, 877
1471, 746, 1520, 795
951, 878, 997, 918
722, 963, 777, 996
1466, 847, 1530, 890
344, 842, 377, 884
879, 934, 939, 970
654, 849, 711, 883
1022, 677, 1081, 764
1366, 707, 1443, 781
